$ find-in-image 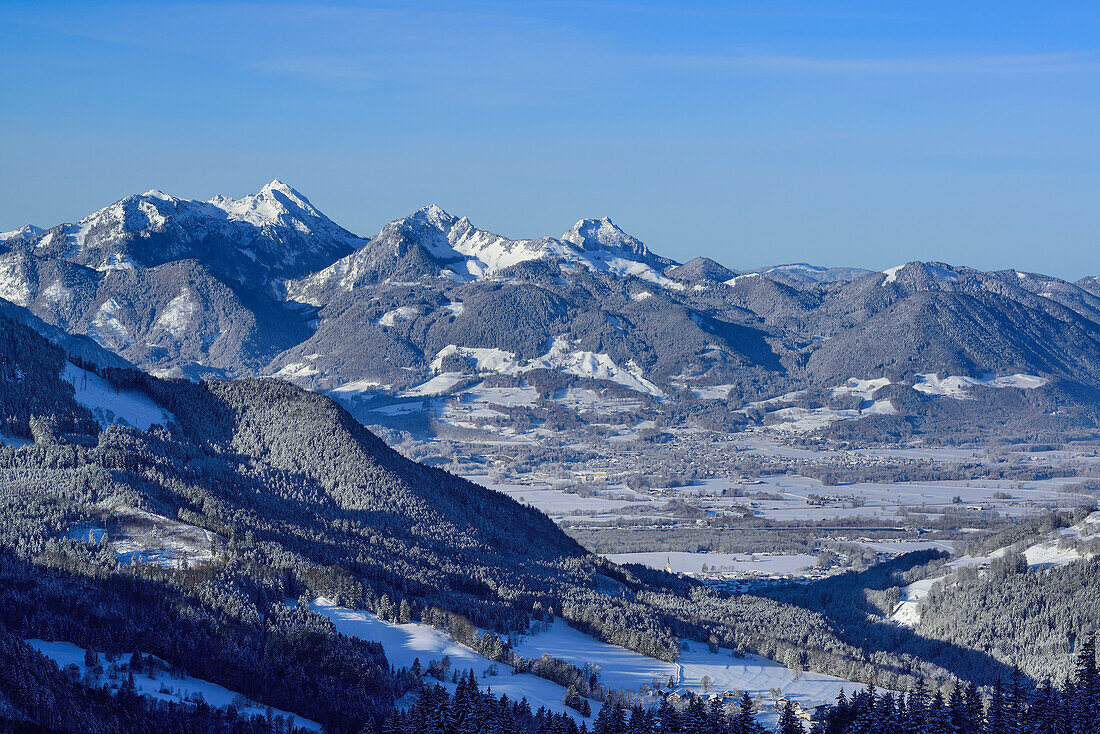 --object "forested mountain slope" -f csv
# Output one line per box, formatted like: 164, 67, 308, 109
0, 308, 1040, 730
